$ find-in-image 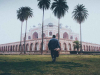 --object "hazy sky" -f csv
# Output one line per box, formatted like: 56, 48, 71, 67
0, 0, 100, 44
